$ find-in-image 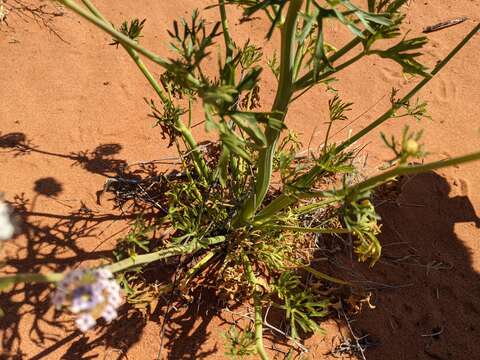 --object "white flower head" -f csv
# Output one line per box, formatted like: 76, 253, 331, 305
108, 292, 122, 308
95, 268, 113, 280
0, 200, 15, 241
59, 269, 84, 290
52, 267, 123, 332
51, 291, 66, 310
70, 285, 105, 314
101, 305, 117, 323
75, 314, 96, 332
